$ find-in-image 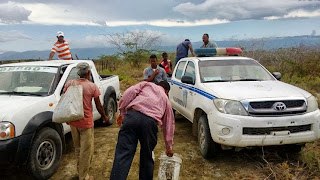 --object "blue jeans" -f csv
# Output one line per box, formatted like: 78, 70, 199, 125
110, 110, 158, 180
